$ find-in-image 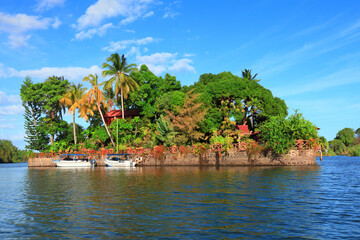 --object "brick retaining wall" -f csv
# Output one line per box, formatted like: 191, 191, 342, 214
28, 149, 316, 167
